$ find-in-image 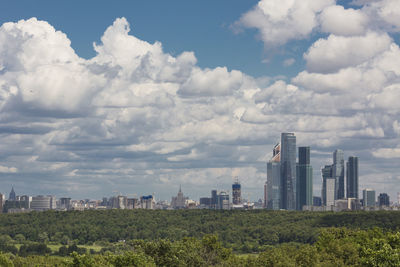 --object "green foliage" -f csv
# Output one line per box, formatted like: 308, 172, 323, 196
18, 243, 51, 256
1, 209, 399, 254
0, 252, 14, 267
